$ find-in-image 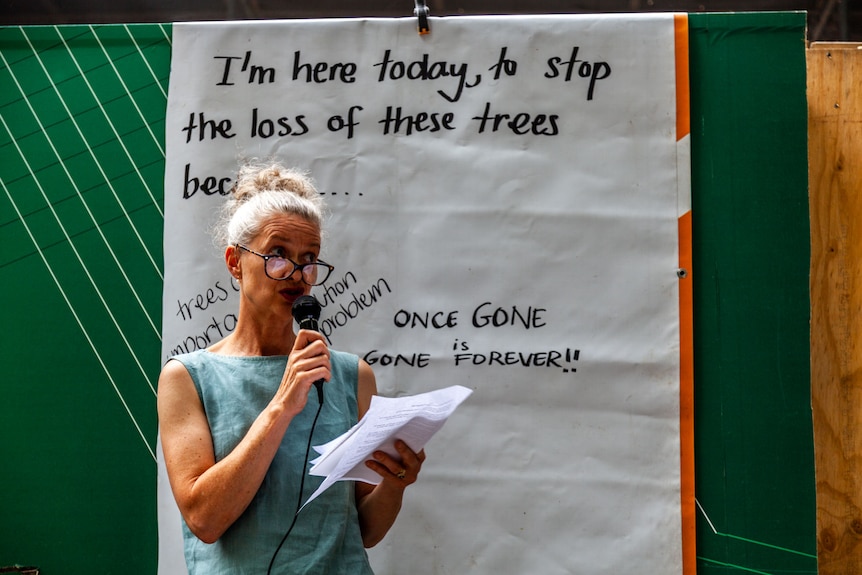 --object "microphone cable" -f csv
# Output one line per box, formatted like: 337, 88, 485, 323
266, 397, 324, 575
